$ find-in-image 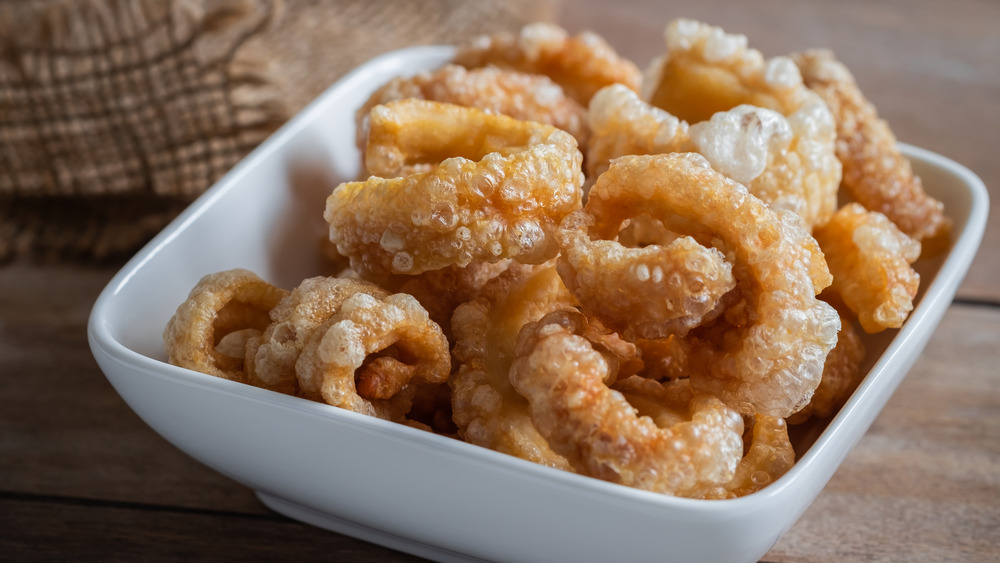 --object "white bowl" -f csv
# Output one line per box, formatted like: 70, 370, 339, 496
88, 45, 989, 563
